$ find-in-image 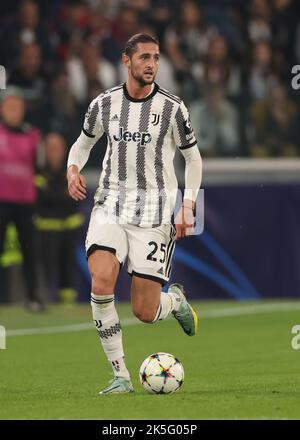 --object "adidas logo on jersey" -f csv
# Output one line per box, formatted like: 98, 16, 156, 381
110, 114, 119, 121
157, 267, 164, 275
113, 126, 152, 146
